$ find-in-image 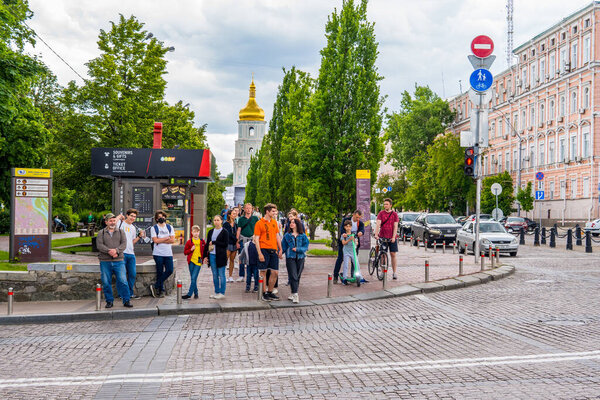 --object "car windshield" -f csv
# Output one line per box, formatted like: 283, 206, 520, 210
507, 217, 524, 223
402, 213, 418, 222
480, 223, 506, 233
426, 215, 455, 224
